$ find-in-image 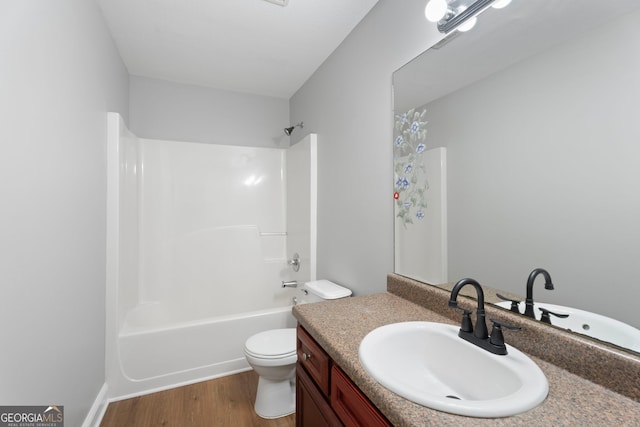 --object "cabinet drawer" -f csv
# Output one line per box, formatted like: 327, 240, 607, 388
297, 325, 331, 396
331, 366, 391, 427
